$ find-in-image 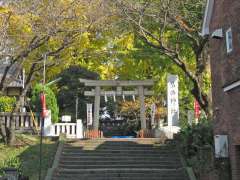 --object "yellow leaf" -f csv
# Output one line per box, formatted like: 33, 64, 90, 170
0, 7, 11, 14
